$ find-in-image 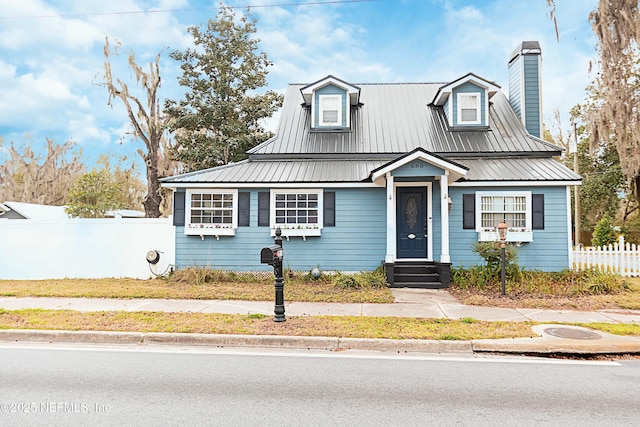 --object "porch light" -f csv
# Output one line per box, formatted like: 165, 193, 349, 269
497, 219, 508, 244
497, 219, 508, 295
447, 196, 453, 212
